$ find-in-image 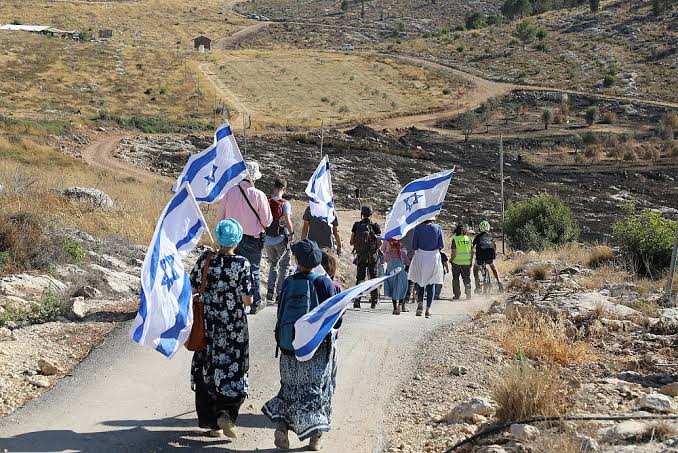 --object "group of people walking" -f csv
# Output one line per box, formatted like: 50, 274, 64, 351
189, 160, 503, 449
